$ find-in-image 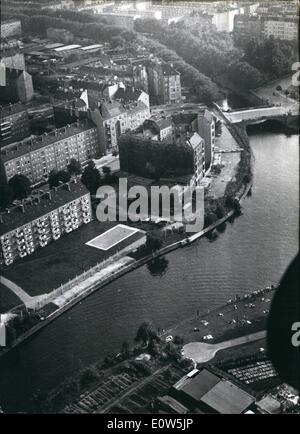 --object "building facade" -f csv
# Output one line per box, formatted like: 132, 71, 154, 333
0, 103, 31, 147
1, 51, 26, 71
262, 16, 298, 41
1, 20, 22, 39
1, 68, 34, 103
234, 13, 298, 43
197, 110, 215, 172
233, 14, 263, 45
0, 180, 92, 266
100, 100, 150, 152
147, 63, 182, 105
119, 128, 205, 187
1, 121, 99, 184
